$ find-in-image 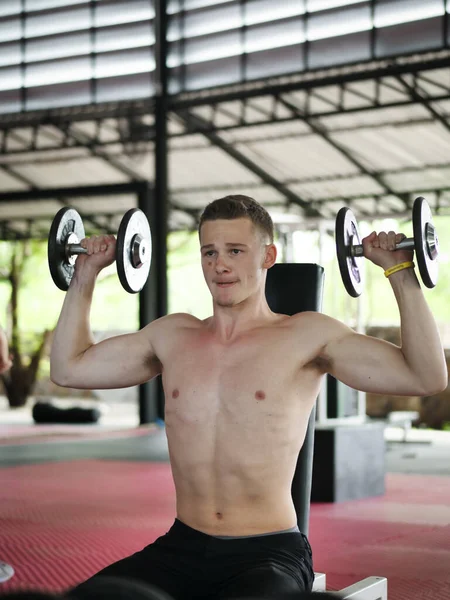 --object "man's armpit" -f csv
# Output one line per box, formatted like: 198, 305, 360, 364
309, 352, 331, 374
